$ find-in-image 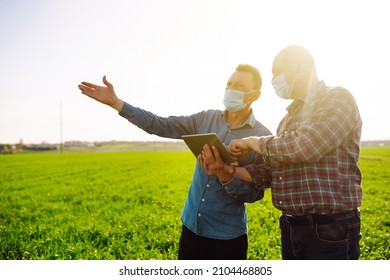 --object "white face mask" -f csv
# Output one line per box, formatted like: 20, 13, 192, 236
223, 89, 247, 112
272, 73, 293, 99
